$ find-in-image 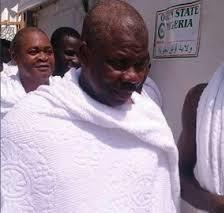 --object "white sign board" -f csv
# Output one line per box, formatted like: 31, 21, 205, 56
153, 0, 201, 58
